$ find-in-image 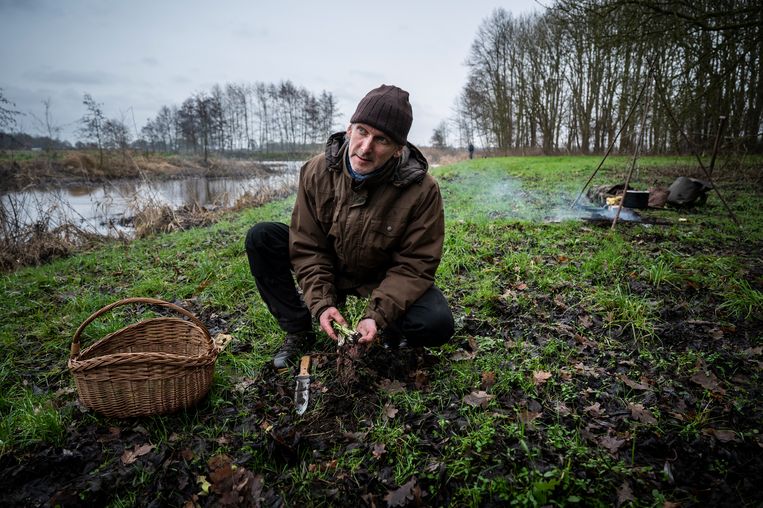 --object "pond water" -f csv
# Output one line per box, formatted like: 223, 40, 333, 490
1, 161, 303, 235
